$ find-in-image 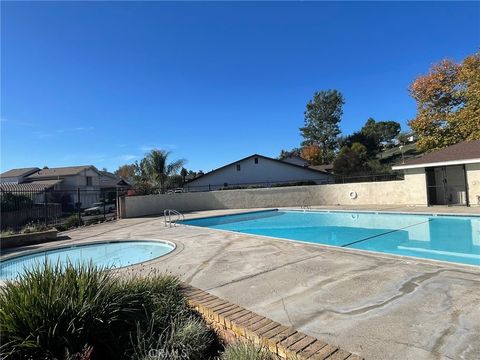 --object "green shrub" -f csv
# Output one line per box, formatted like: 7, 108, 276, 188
20, 221, 49, 234
131, 316, 214, 360
221, 342, 276, 360
0, 192, 33, 211
0, 229, 15, 237
58, 214, 83, 231
271, 180, 316, 188
84, 217, 105, 226
0, 222, 52, 237
0, 263, 214, 360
